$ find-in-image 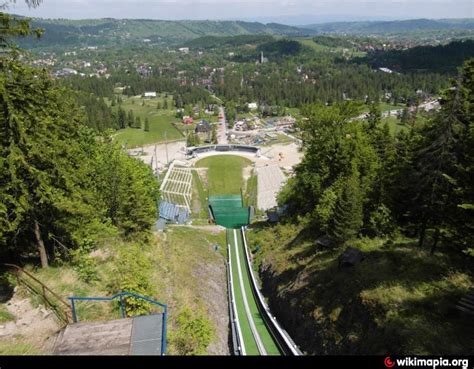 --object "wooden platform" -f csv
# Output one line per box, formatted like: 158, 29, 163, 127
53, 314, 164, 355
